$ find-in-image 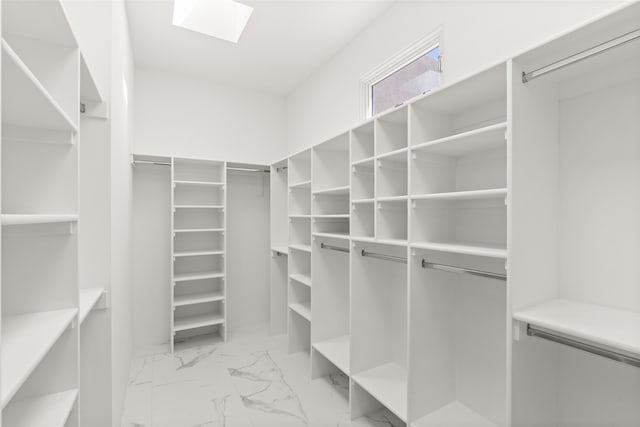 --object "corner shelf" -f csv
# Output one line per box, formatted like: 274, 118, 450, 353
289, 302, 312, 322
2, 389, 78, 427
312, 335, 350, 375
352, 362, 408, 422
173, 270, 225, 283
79, 288, 104, 325
411, 241, 507, 259
513, 299, 640, 357
1, 308, 78, 407
174, 313, 225, 332
289, 273, 312, 288
1, 214, 78, 226
2, 39, 77, 132
174, 291, 225, 307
